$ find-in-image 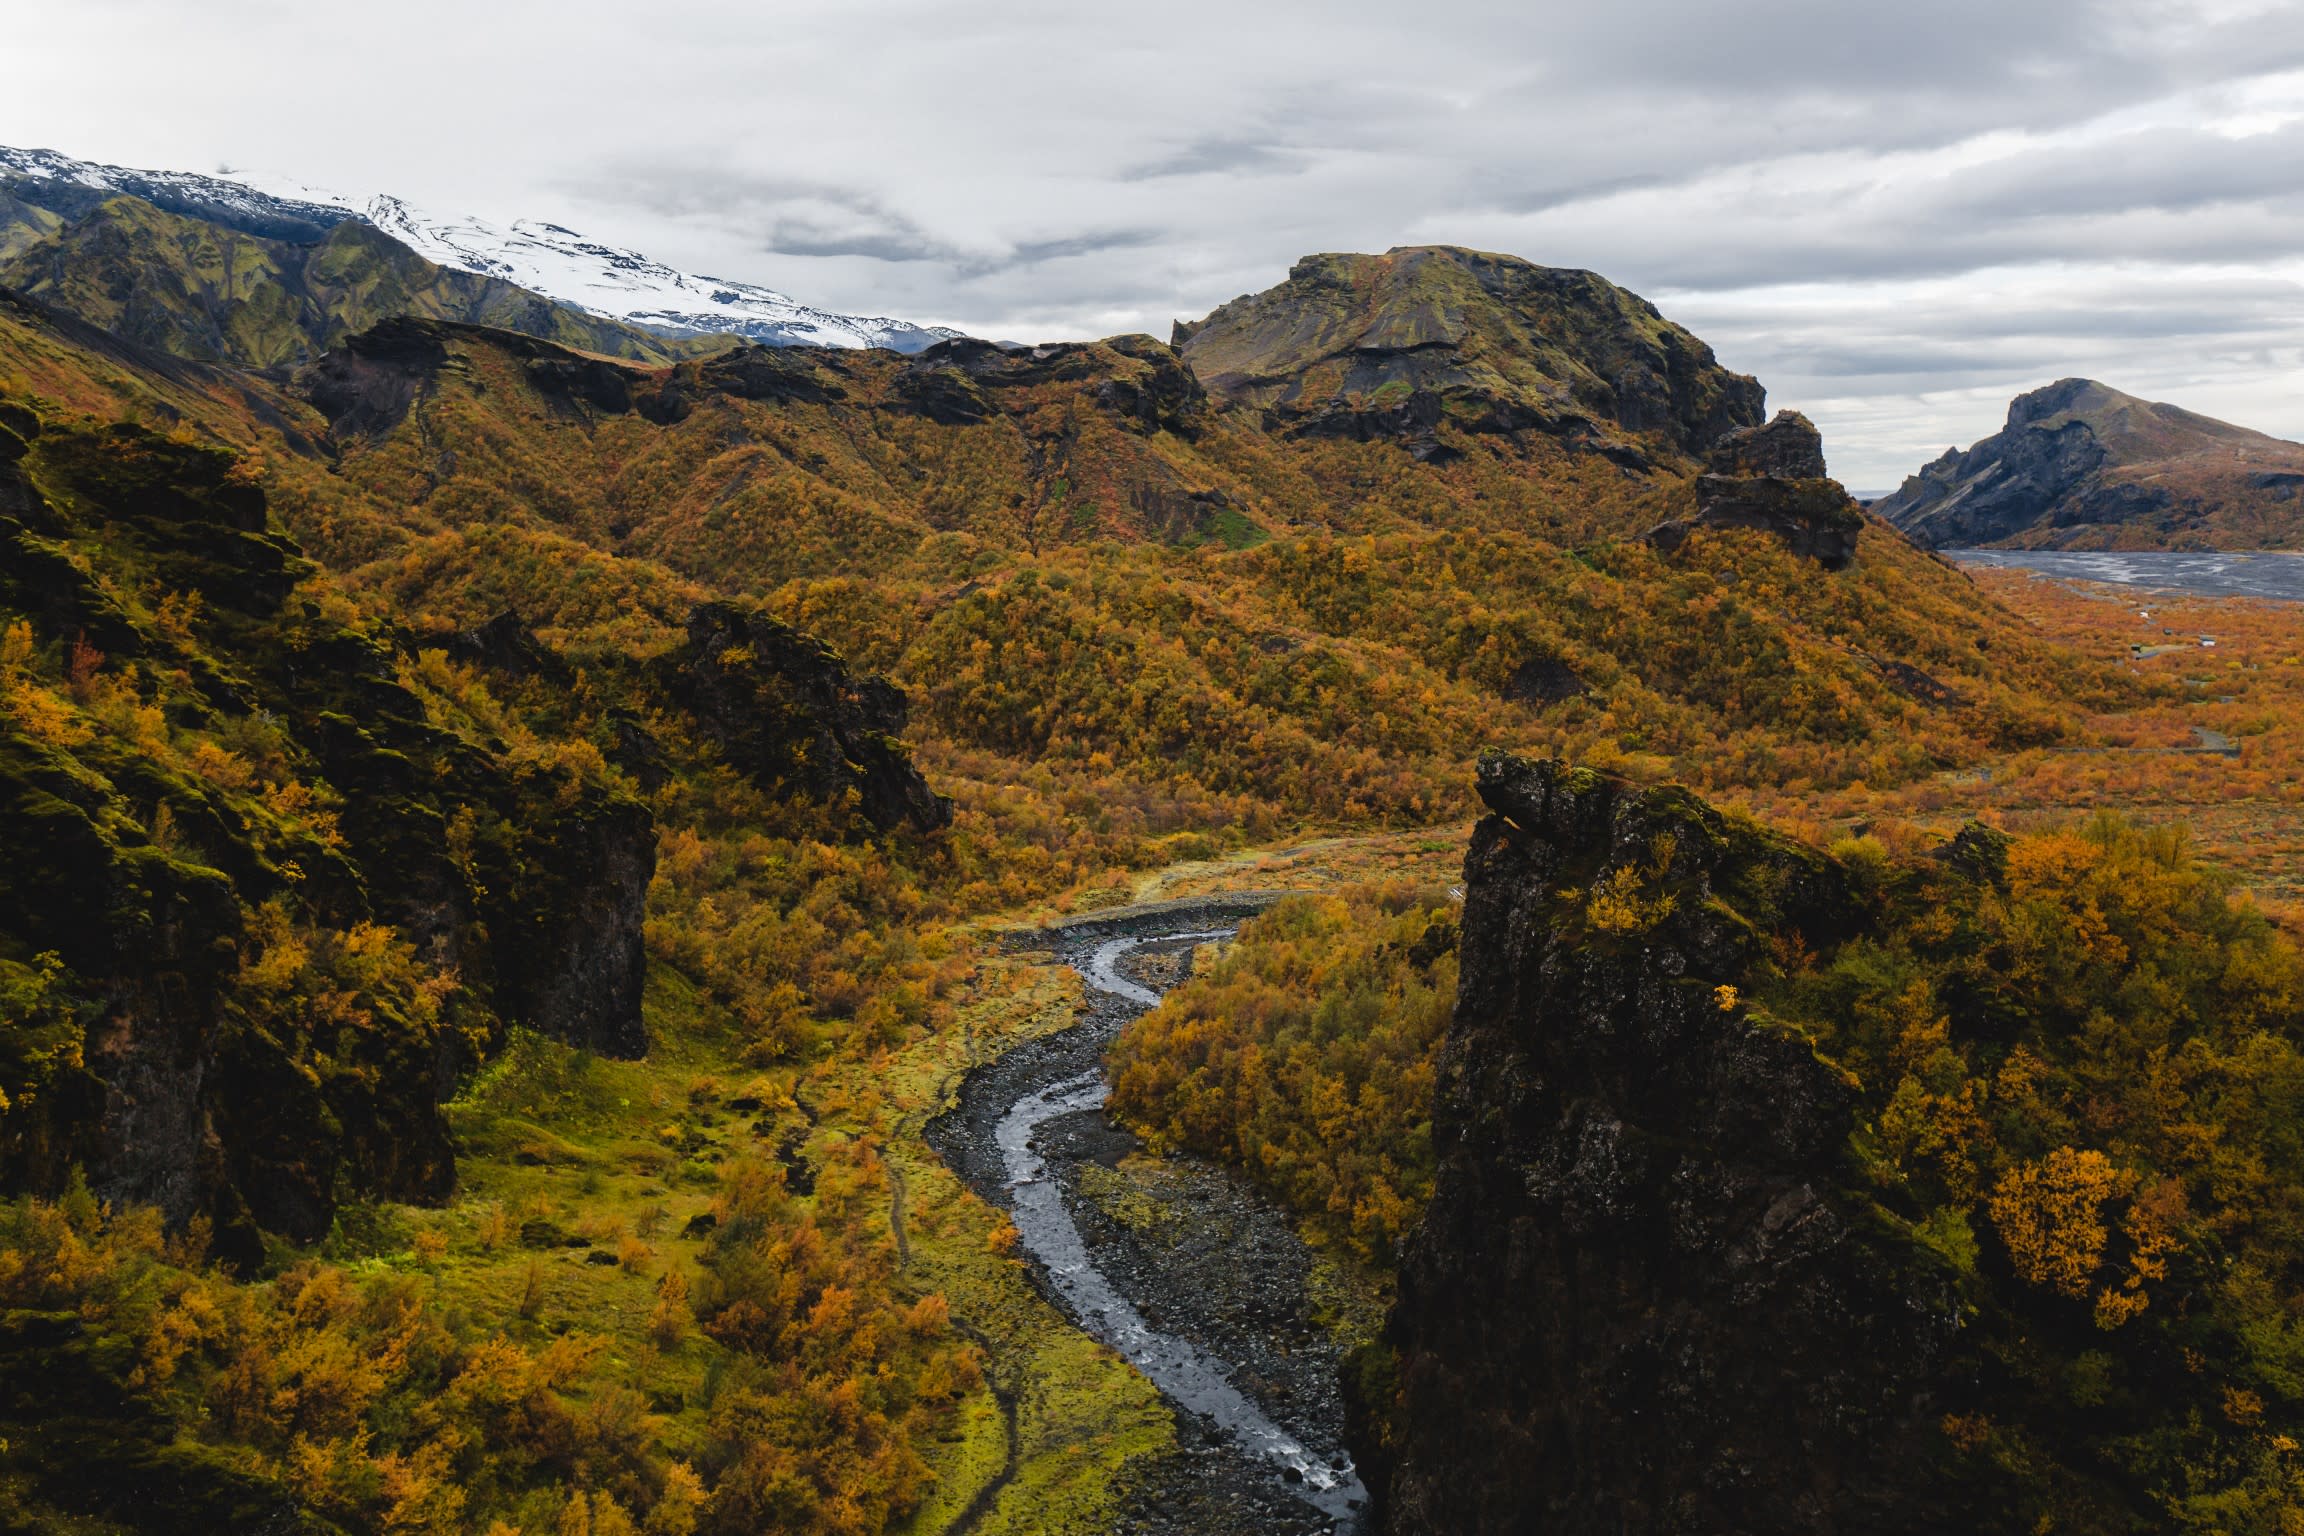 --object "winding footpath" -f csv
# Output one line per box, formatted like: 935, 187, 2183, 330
992, 928, 1367, 1525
